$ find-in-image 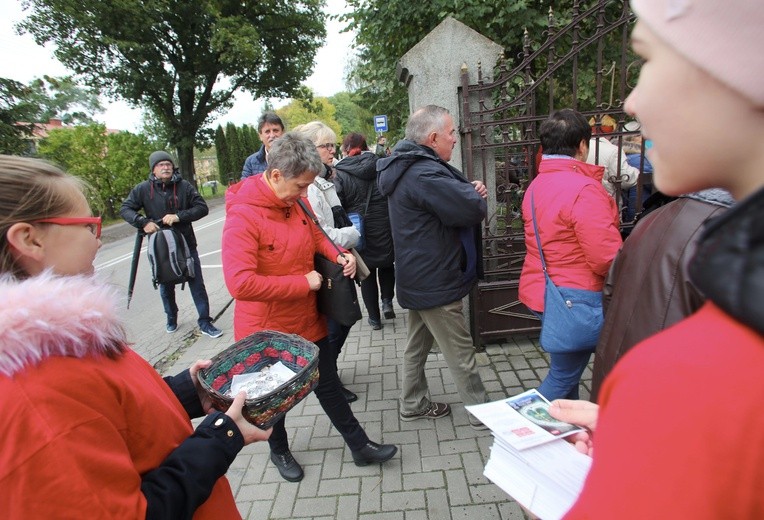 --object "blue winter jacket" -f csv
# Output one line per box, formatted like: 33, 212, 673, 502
377, 140, 486, 310
241, 145, 267, 179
